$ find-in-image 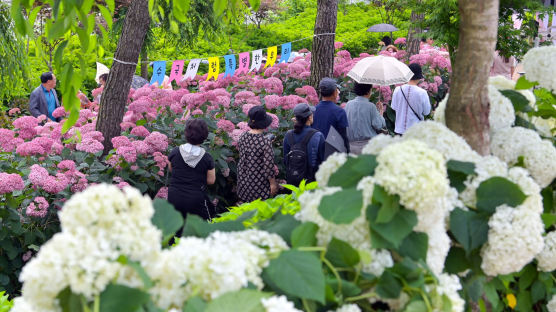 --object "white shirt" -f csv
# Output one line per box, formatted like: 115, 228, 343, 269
391, 84, 431, 134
